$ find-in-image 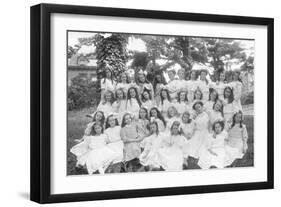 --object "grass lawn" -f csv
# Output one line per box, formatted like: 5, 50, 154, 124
67, 107, 254, 175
